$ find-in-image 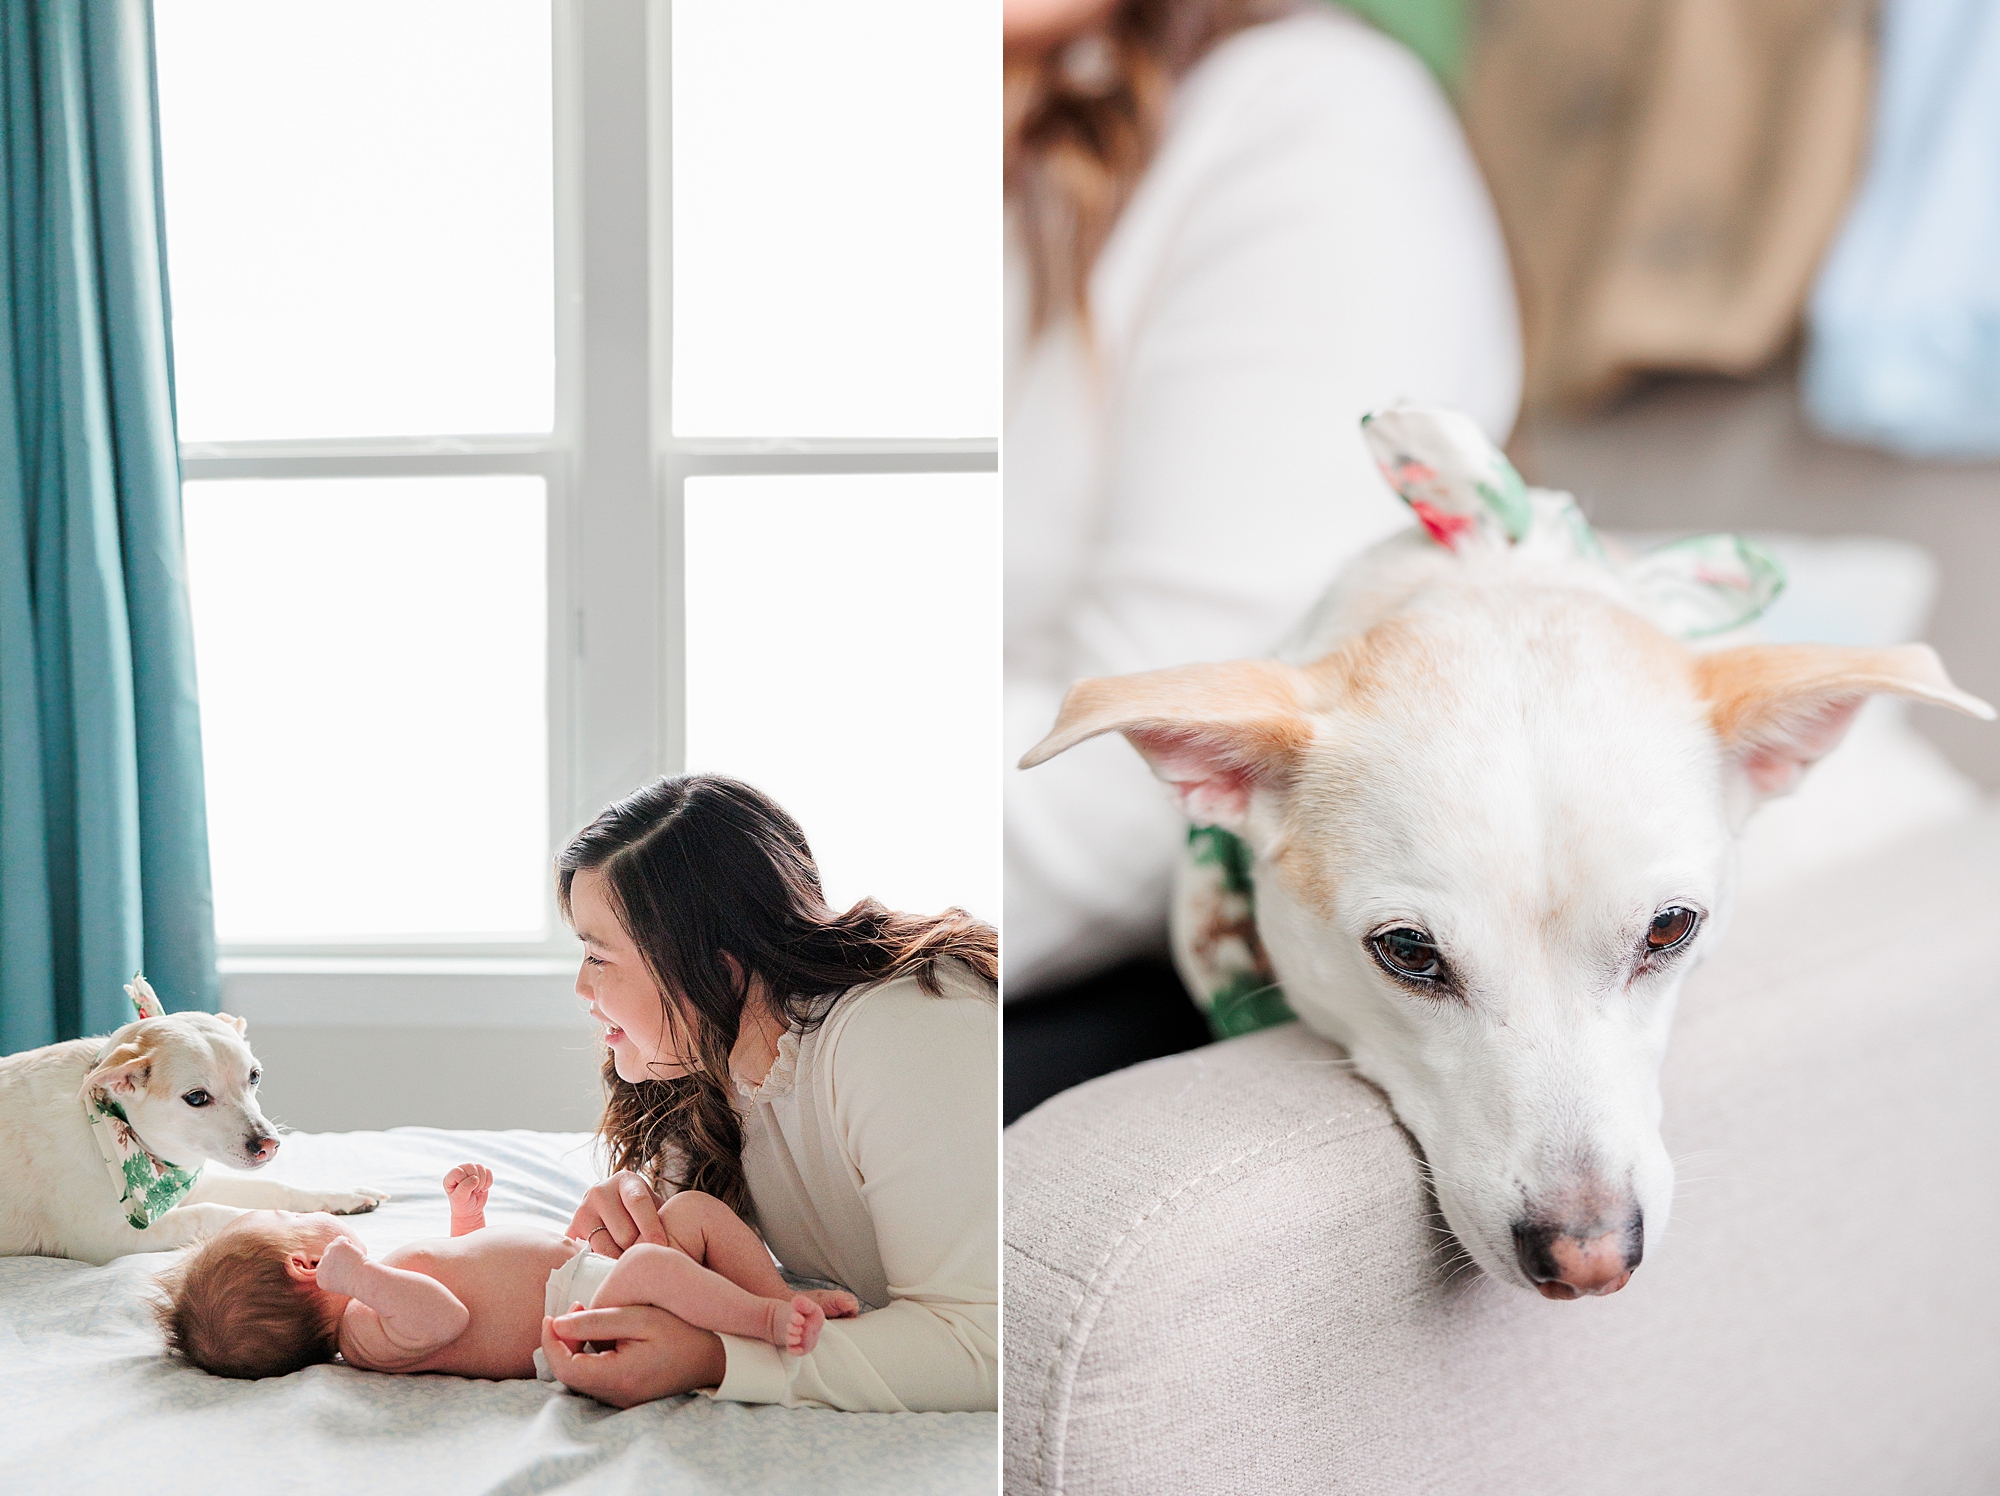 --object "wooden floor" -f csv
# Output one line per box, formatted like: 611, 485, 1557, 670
1516, 367, 2000, 790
